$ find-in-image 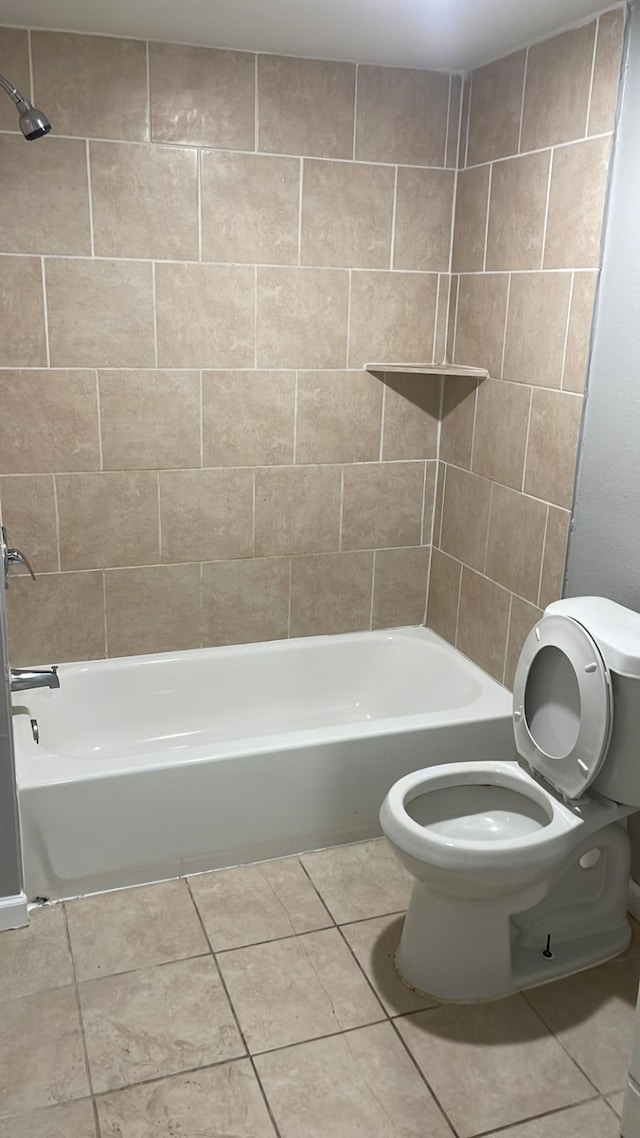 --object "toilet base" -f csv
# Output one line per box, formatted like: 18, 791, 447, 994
395, 877, 632, 1002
